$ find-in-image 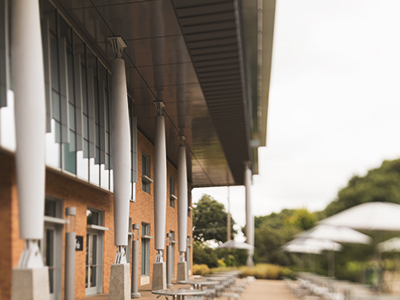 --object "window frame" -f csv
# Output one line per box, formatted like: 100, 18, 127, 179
141, 223, 151, 276
141, 151, 151, 194
169, 176, 176, 208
